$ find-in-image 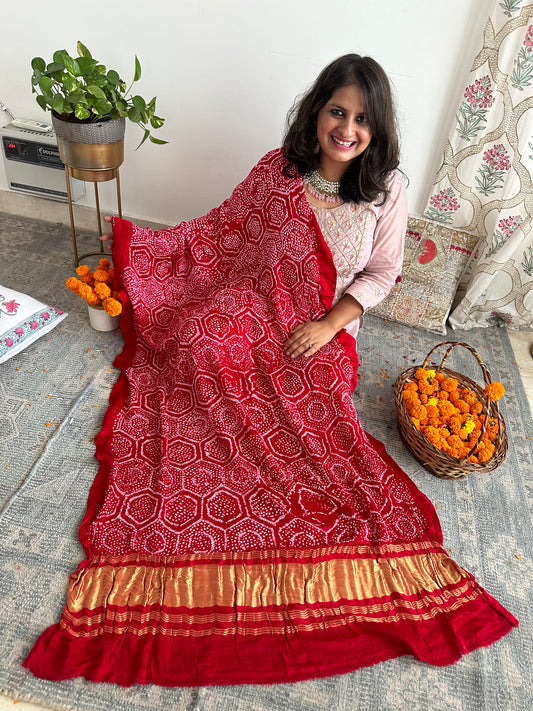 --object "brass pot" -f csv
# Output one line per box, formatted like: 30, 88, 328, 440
51, 114, 126, 182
